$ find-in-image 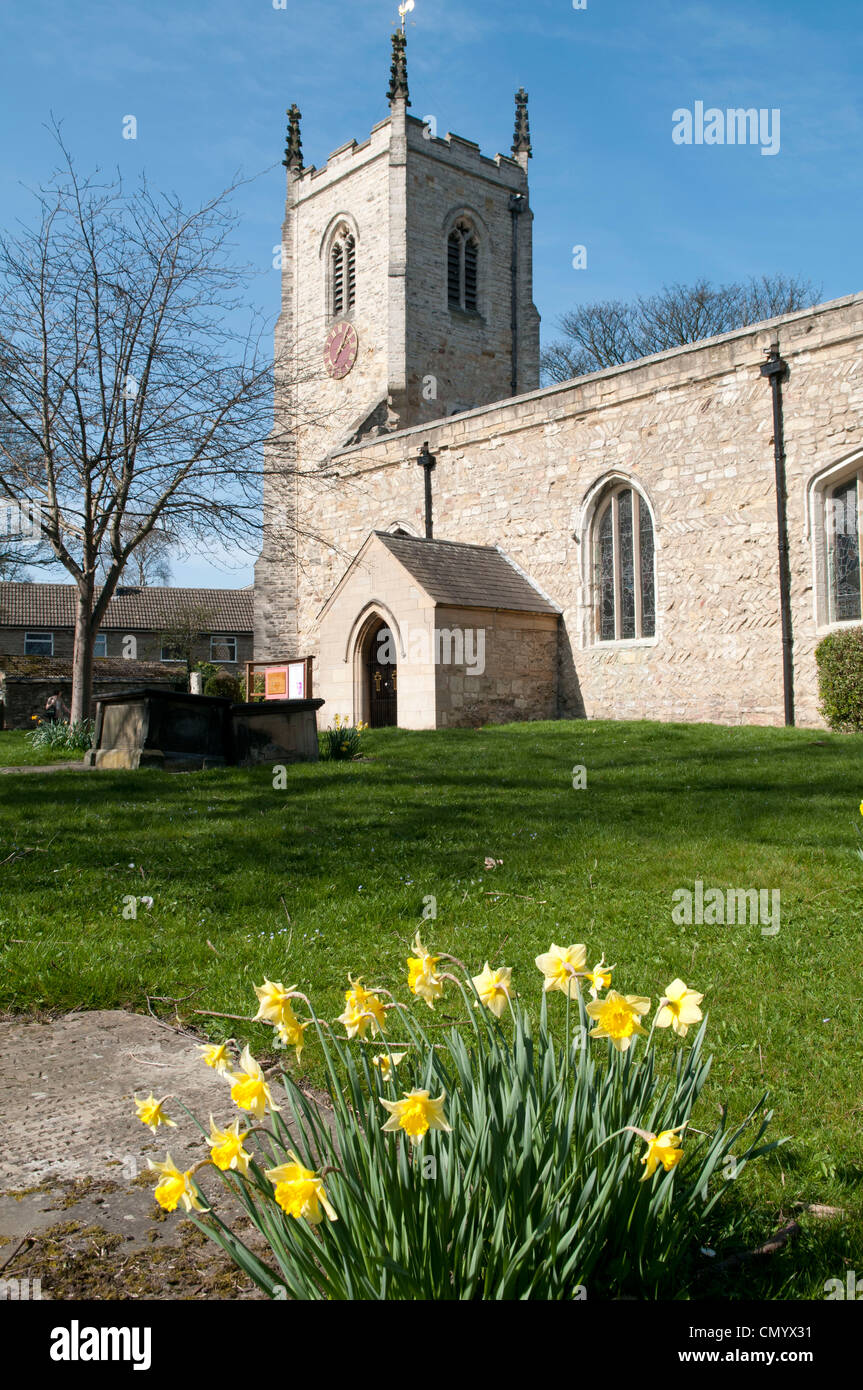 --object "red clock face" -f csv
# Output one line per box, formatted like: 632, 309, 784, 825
324, 321, 358, 379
